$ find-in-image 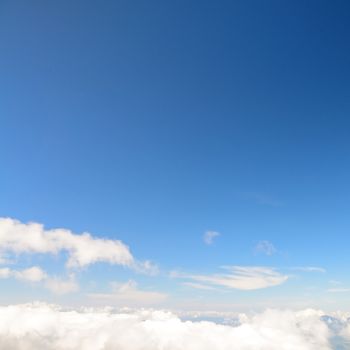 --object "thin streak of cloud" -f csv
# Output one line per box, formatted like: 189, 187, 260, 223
175, 266, 288, 291
292, 267, 326, 273
88, 280, 167, 306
